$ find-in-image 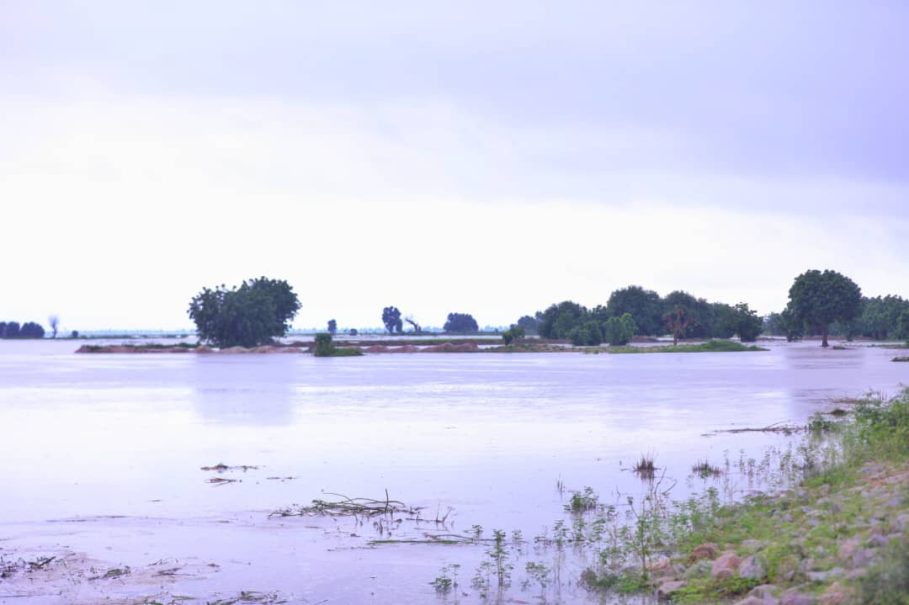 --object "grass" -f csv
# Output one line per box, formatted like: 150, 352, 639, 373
691, 460, 722, 478
632, 454, 656, 479
606, 340, 767, 354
